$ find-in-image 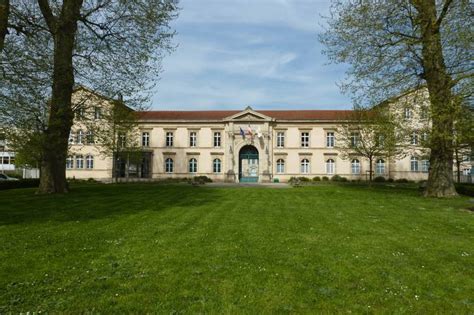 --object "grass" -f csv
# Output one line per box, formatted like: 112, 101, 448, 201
0, 183, 473, 313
